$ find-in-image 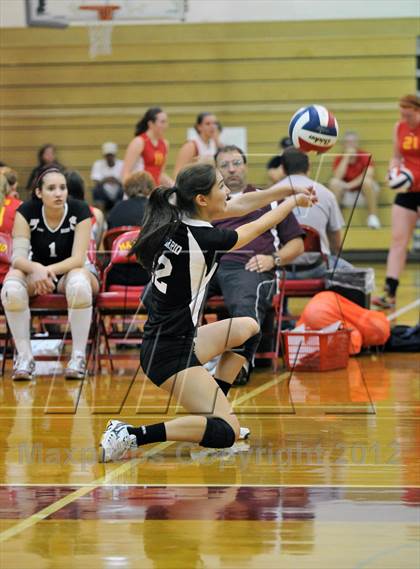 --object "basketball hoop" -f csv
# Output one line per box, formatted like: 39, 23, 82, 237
79, 4, 120, 58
